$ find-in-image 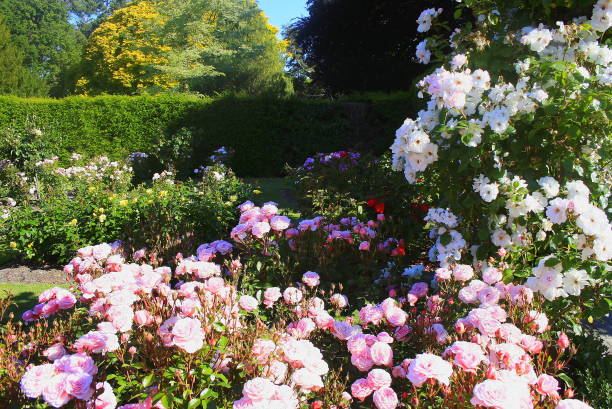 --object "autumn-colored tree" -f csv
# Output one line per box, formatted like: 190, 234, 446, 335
76, 1, 178, 95
77, 0, 291, 95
